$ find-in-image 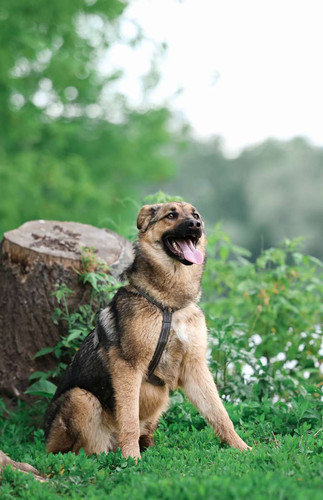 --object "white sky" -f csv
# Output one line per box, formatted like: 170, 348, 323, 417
107, 0, 323, 154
